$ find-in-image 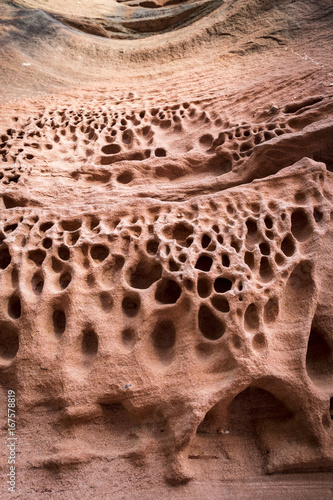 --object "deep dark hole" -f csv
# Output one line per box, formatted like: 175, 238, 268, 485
197, 277, 211, 298
246, 219, 257, 236
102, 143, 121, 155
28, 249, 46, 266
61, 219, 81, 231
91, 244, 109, 262
53, 310, 66, 336
264, 216, 273, 229
306, 327, 333, 379
201, 234, 211, 248
122, 295, 141, 317
58, 245, 70, 261
146, 239, 159, 255
60, 272, 71, 289
43, 238, 52, 249
8, 295, 21, 319
259, 242, 270, 256
117, 171, 133, 184
259, 257, 273, 282
281, 234, 295, 257
39, 222, 54, 233
222, 254, 230, 267
214, 277, 232, 293
244, 251, 254, 269
195, 255, 213, 272
0, 245, 11, 269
